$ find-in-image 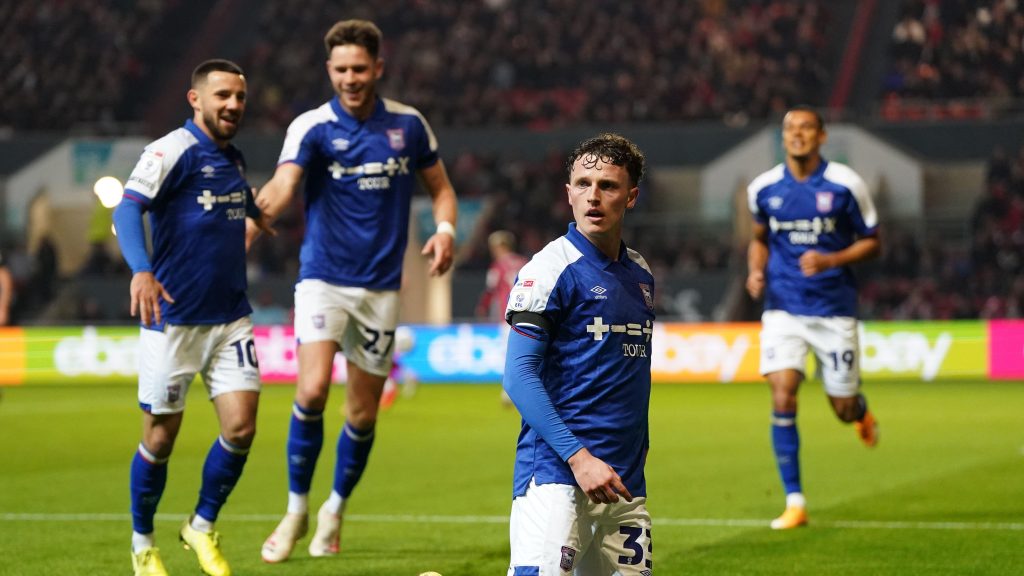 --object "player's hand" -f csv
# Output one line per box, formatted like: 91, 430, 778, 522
245, 215, 277, 252
422, 232, 455, 276
130, 271, 174, 327
799, 250, 833, 277
746, 270, 765, 300
568, 447, 633, 504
